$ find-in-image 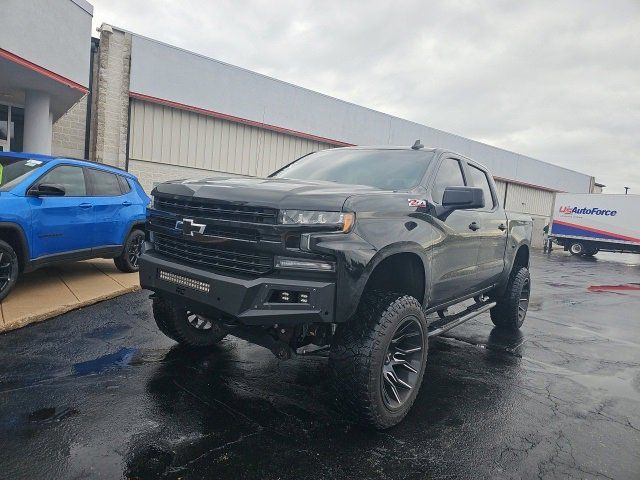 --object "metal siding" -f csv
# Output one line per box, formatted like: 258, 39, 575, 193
494, 180, 507, 208
505, 183, 555, 217
129, 99, 332, 176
